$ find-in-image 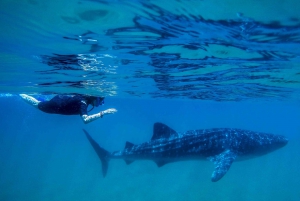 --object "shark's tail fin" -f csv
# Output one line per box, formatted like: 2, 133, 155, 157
83, 129, 110, 177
